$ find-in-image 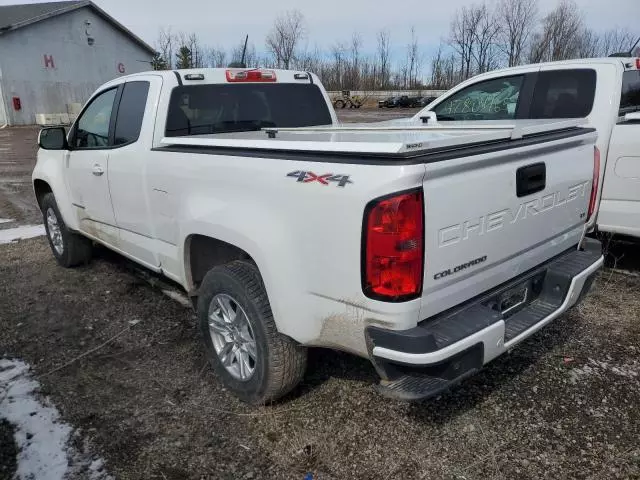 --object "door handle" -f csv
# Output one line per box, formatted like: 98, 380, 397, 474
92, 164, 104, 176
516, 163, 546, 197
